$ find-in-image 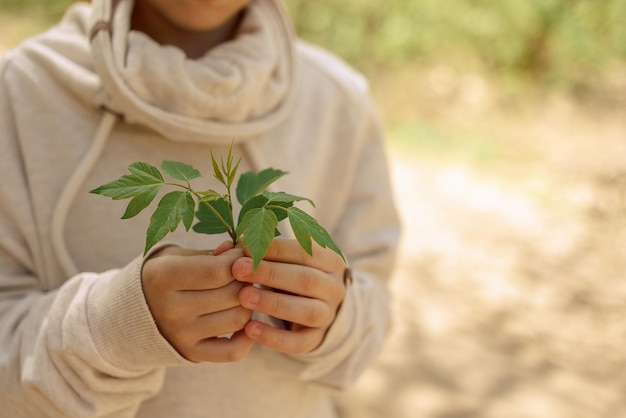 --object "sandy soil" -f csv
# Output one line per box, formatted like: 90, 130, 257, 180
335, 81, 626, 417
